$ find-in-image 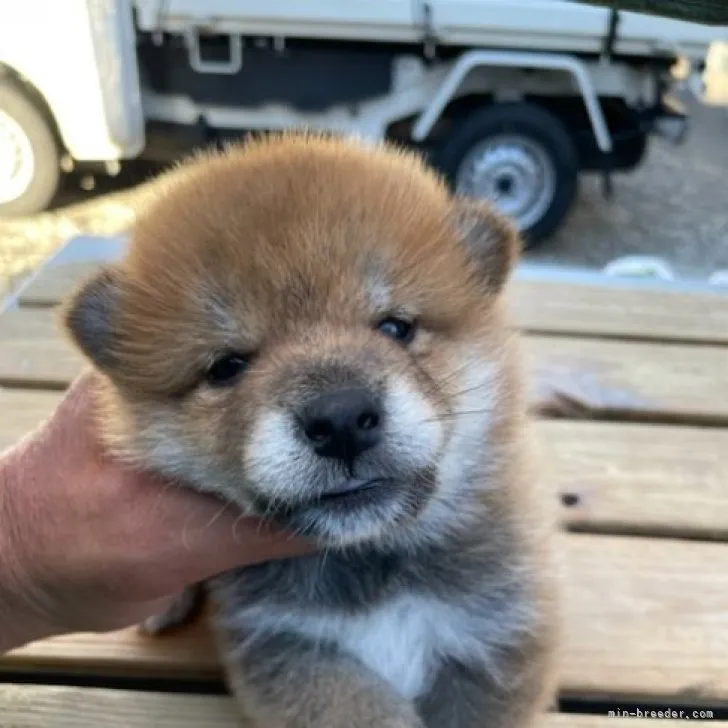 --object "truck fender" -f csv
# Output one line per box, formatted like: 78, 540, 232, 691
411, 49, 613, 153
